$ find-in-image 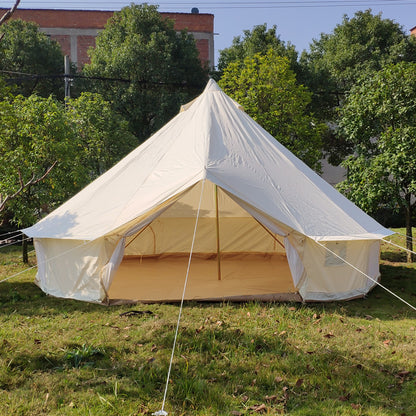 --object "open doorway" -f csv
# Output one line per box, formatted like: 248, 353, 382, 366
108, 181, 300, 302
